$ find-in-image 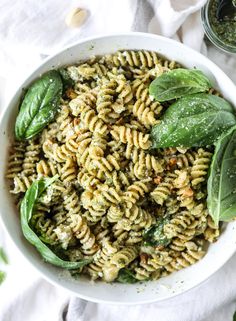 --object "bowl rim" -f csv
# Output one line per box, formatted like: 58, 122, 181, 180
1, 31, 236, 305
